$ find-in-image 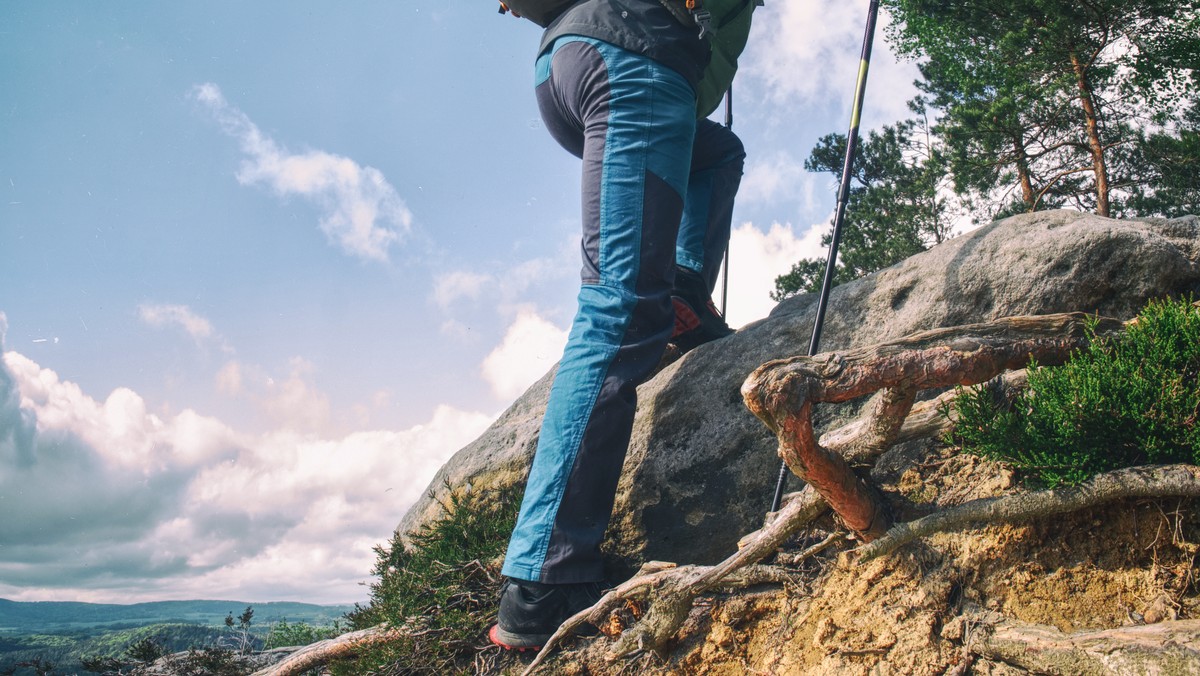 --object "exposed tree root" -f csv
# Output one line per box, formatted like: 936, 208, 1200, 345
520, 504, 837, 675
975, 616, 1200, 675
742, 312, 1122, 540
525, 313, 1128, 674
822, 369, 1029, 463
249, 624, 405, 676
521, 562, 800, 675
858, 464, 1200, 561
